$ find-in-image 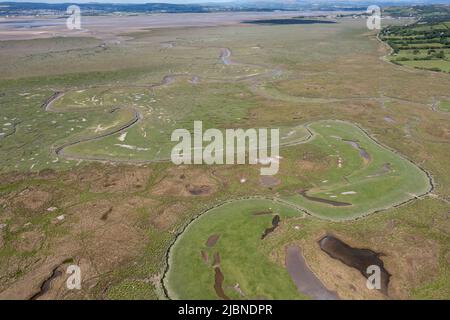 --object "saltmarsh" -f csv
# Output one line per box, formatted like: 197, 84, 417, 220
0, 17, 448, 300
